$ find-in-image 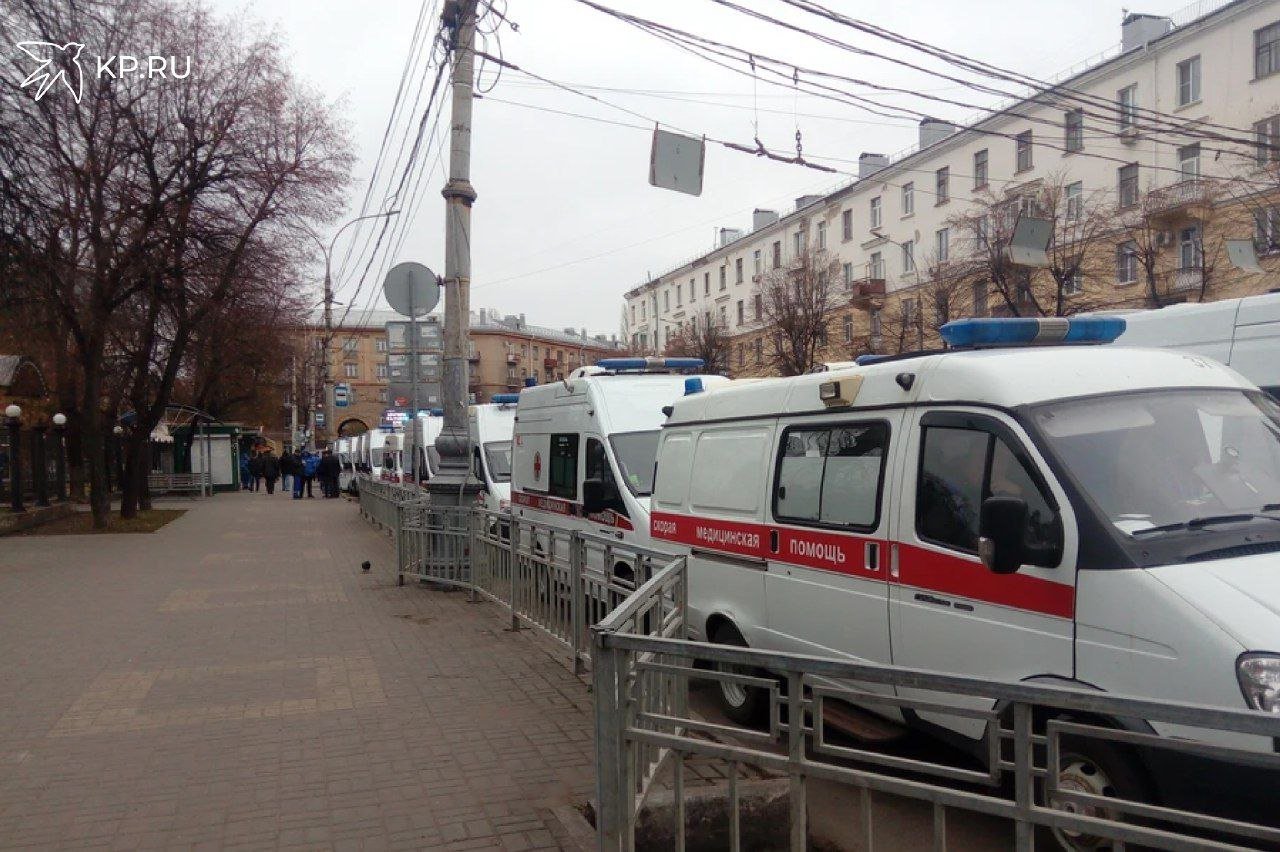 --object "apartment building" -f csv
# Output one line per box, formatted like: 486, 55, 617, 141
622, 0, 1280, 374
468, 309, 621, 402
